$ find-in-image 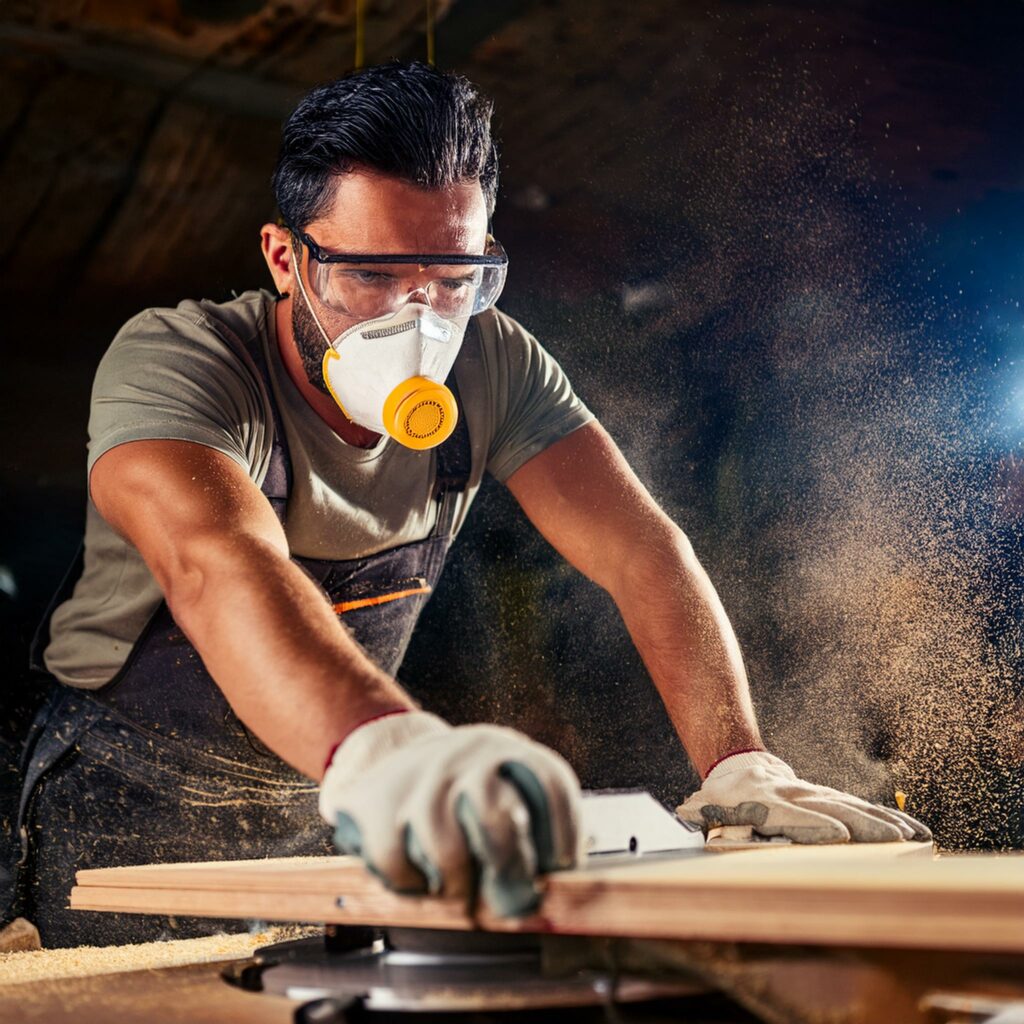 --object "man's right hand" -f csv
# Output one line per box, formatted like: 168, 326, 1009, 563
319, 711, 584, 917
